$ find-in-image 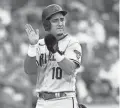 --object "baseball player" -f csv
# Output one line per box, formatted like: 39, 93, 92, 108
24, 4, 86, 108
